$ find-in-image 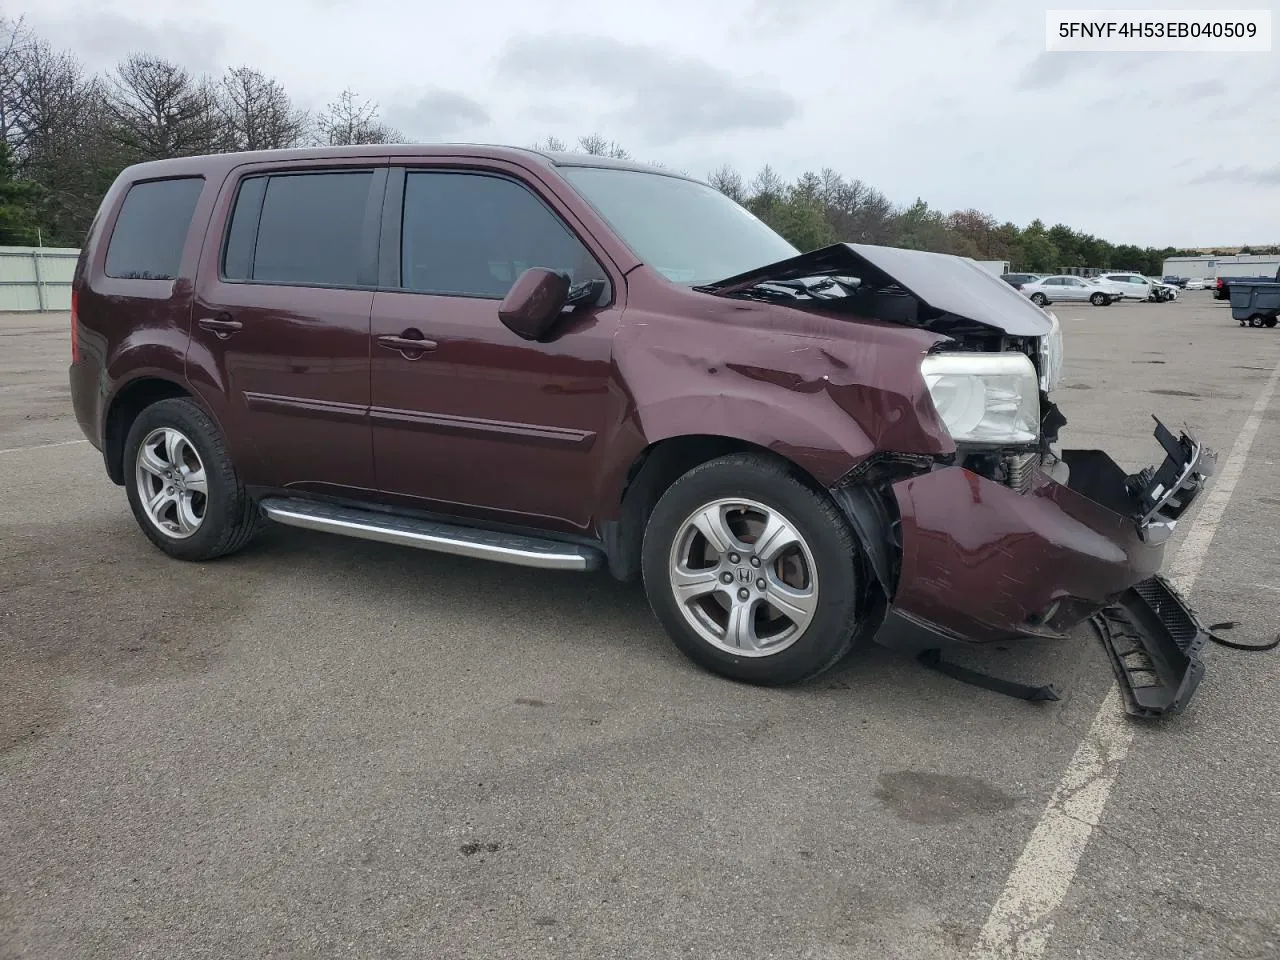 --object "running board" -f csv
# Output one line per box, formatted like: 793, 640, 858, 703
259, 497, 603, 571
